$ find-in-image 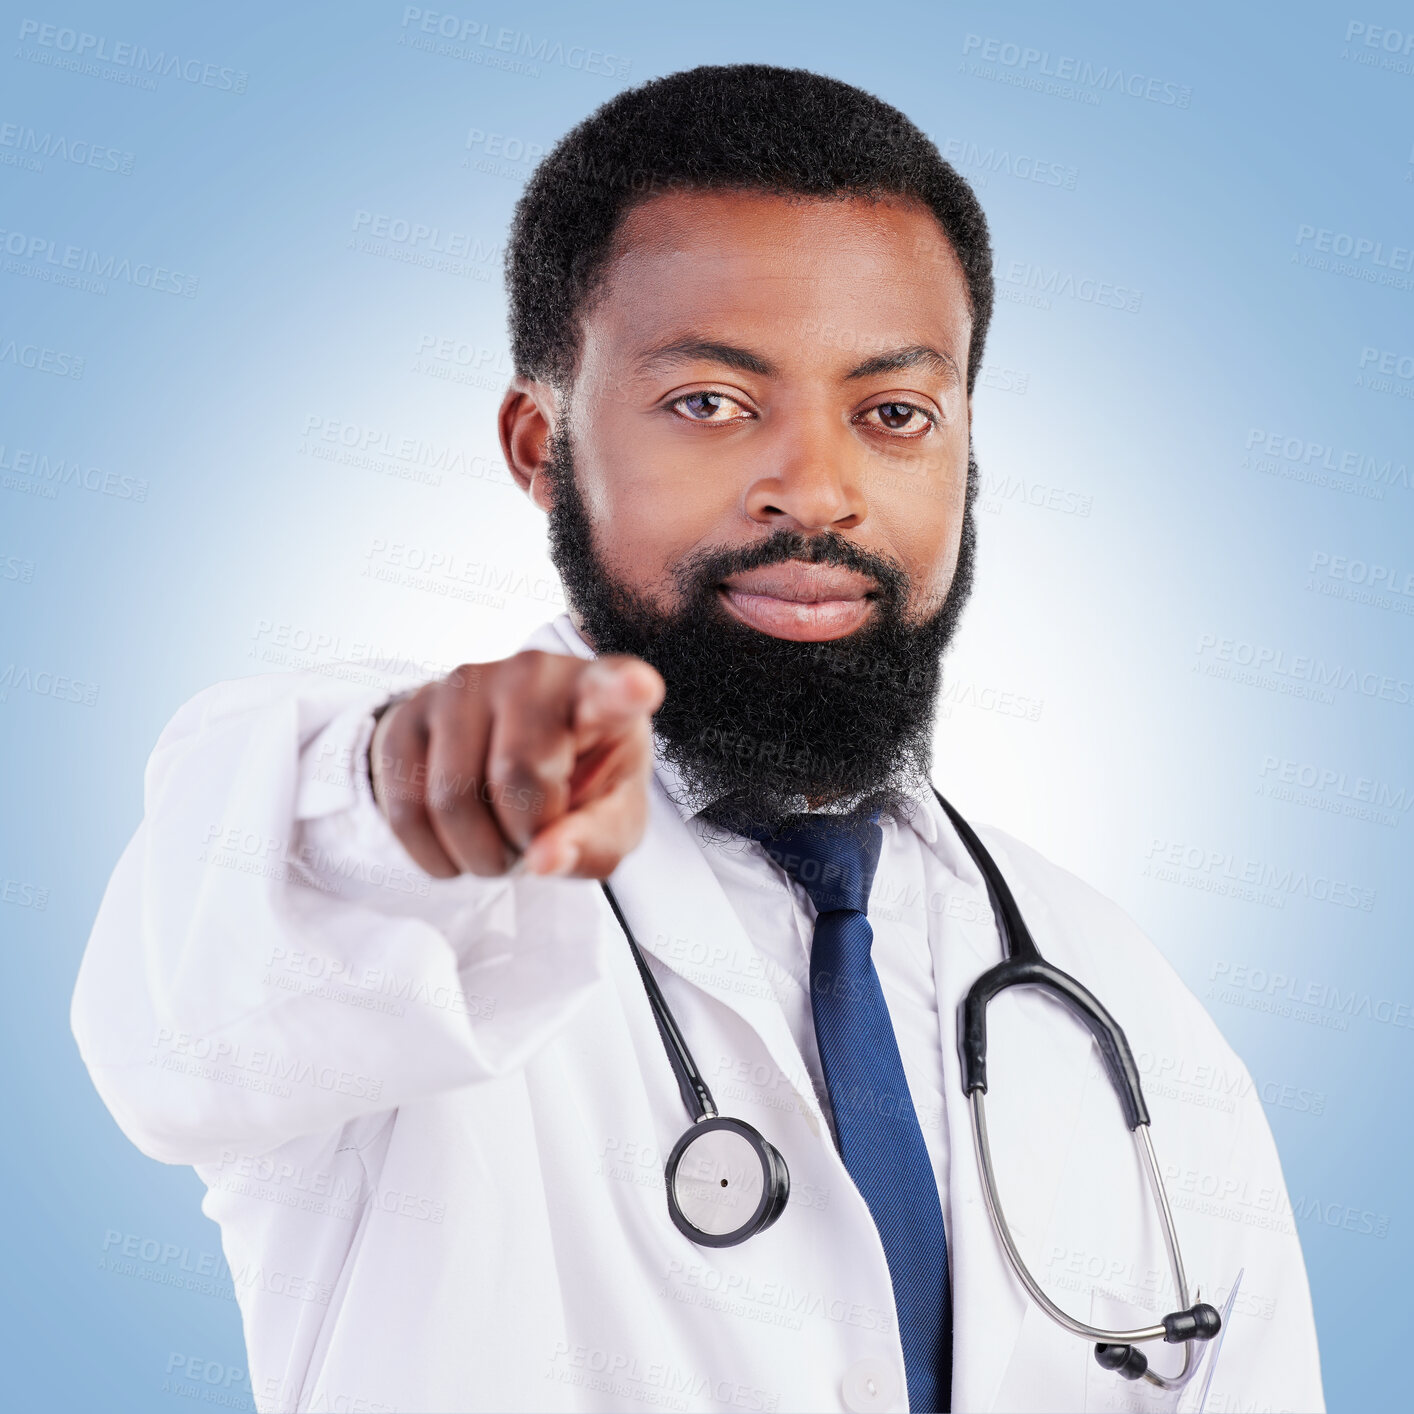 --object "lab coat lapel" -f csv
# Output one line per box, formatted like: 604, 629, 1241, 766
606, 781, 830, 1134
922, 804, 1098, 1413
